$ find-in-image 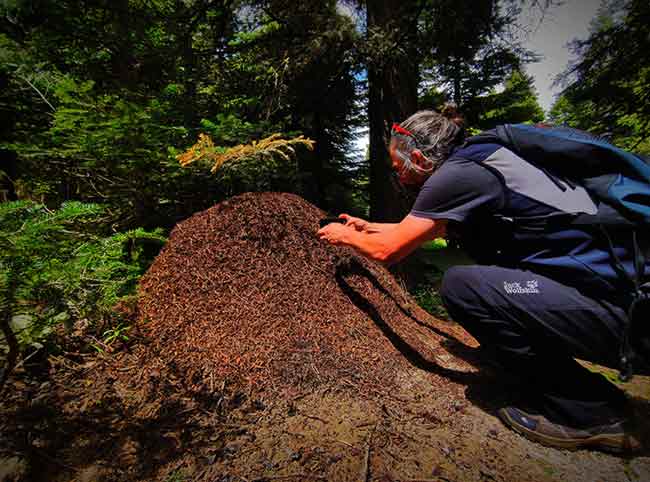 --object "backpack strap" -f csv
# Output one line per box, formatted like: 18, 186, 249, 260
600, 227, 649, 380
